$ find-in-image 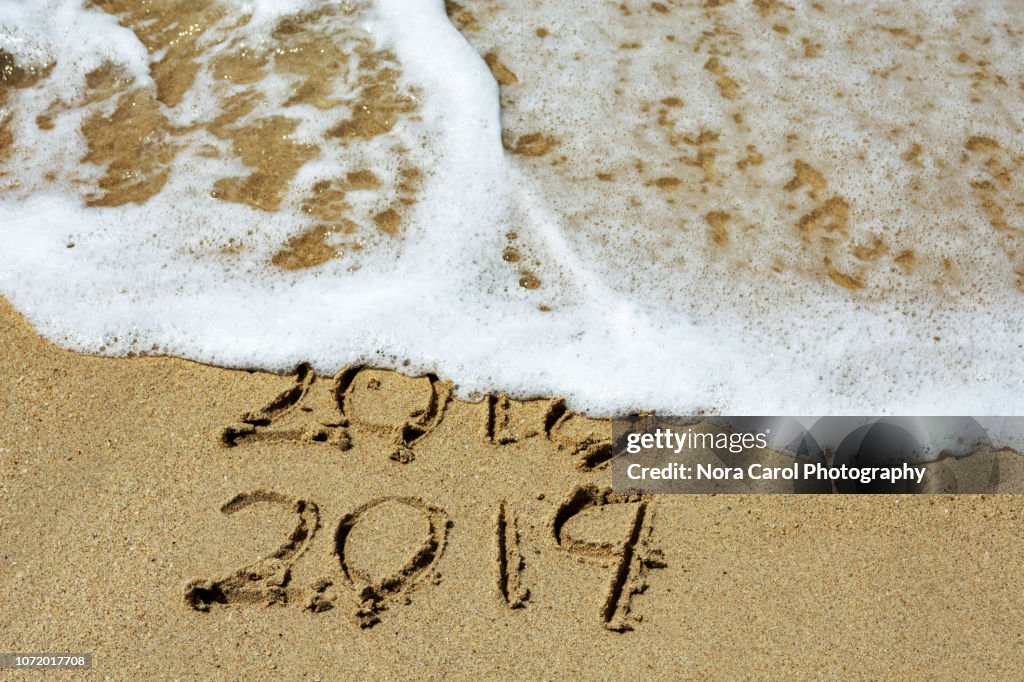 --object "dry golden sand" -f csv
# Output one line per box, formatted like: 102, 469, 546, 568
3, 294, 1024, 679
